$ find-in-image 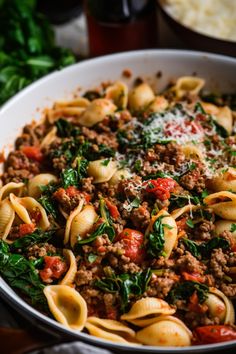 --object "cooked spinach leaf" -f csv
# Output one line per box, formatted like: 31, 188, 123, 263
38, 183, 59, 219
147, 215, 165, 257
95, 268, 152, 311
55, 118, 80, 138
183, 237, 230, 258
168, 281, 209, 304
0, 240, 47, 307
11, 229, 55, 251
